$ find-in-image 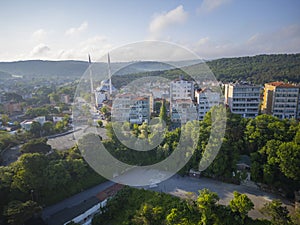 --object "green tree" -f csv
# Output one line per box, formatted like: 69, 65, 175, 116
20, 138, 51, 154
159, 100, 167, 123
42, 121, 54, 136
29, 121, 42, 137
229, 191, 254, 224
97, 120, 103, 127
277, 142, 300, 181
197, 188, 219, 225
1, 114, 10, 126
260, 200, 292, 225
4, 200, 41, 225
11, 153, 48, 194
